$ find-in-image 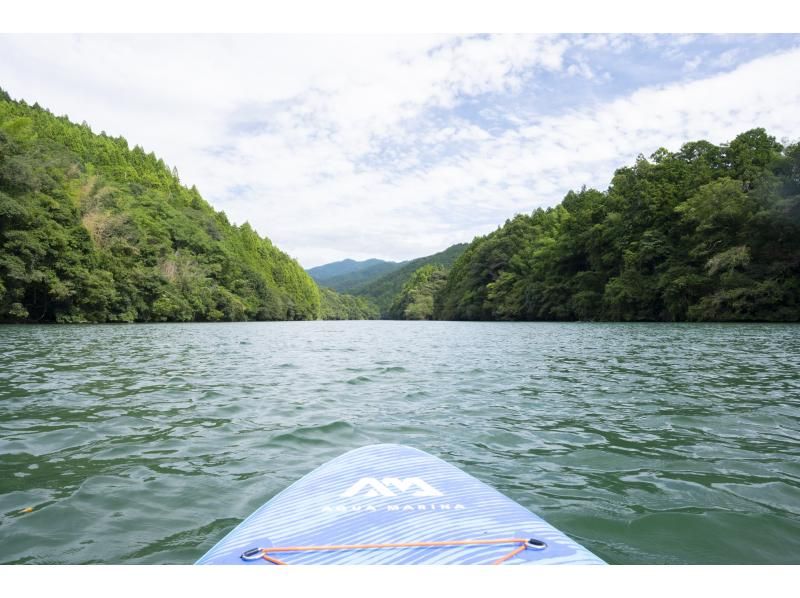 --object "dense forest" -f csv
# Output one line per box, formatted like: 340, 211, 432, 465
3, 88, 797, 324
319, 287, 380, 320
388, 264, 448, 320
307, 258, 402, 292
437, 129, 800, 321
340, 243, 467, 316
0, 88, 365, 323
